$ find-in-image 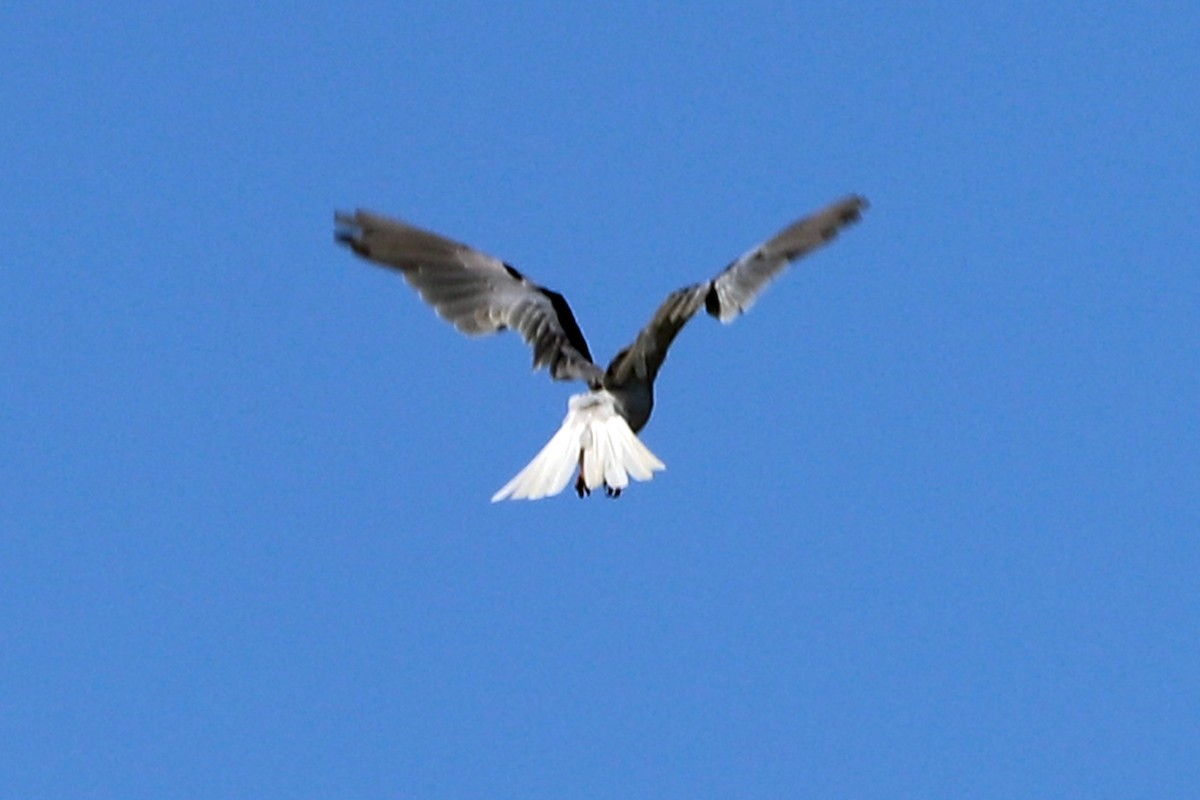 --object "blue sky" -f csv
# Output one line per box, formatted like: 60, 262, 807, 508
3, 2, 1198, 797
